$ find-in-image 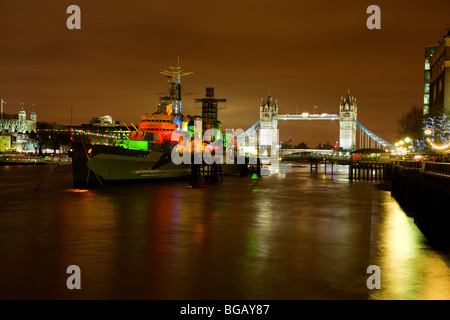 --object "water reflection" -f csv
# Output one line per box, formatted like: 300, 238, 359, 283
0, 164, 448, 299
369, 193, 450, 300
